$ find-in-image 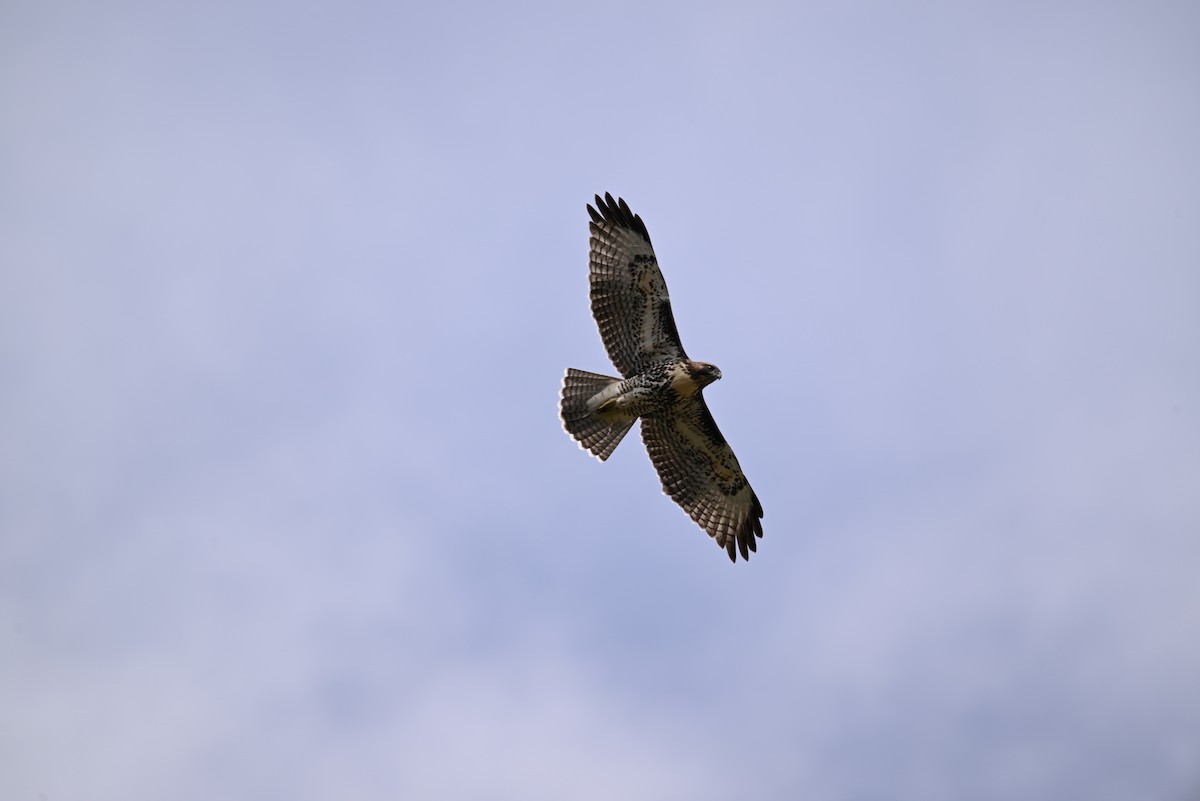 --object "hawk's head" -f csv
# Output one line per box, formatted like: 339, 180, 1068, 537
689, 361, 722, 388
